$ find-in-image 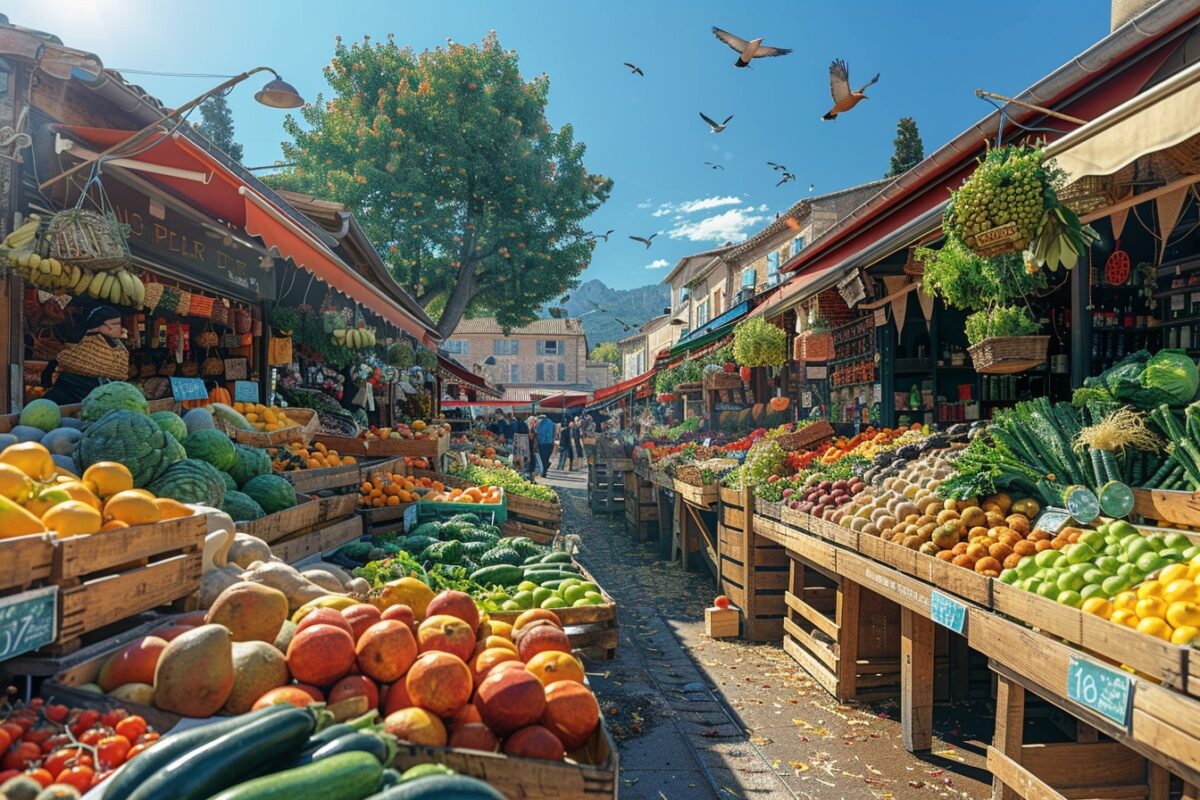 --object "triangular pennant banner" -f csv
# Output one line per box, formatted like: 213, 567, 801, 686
882, 276, 909, 336
916, 281, 935, 329
1110, 205, 1130, 241
1156, 187, 1189, 263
